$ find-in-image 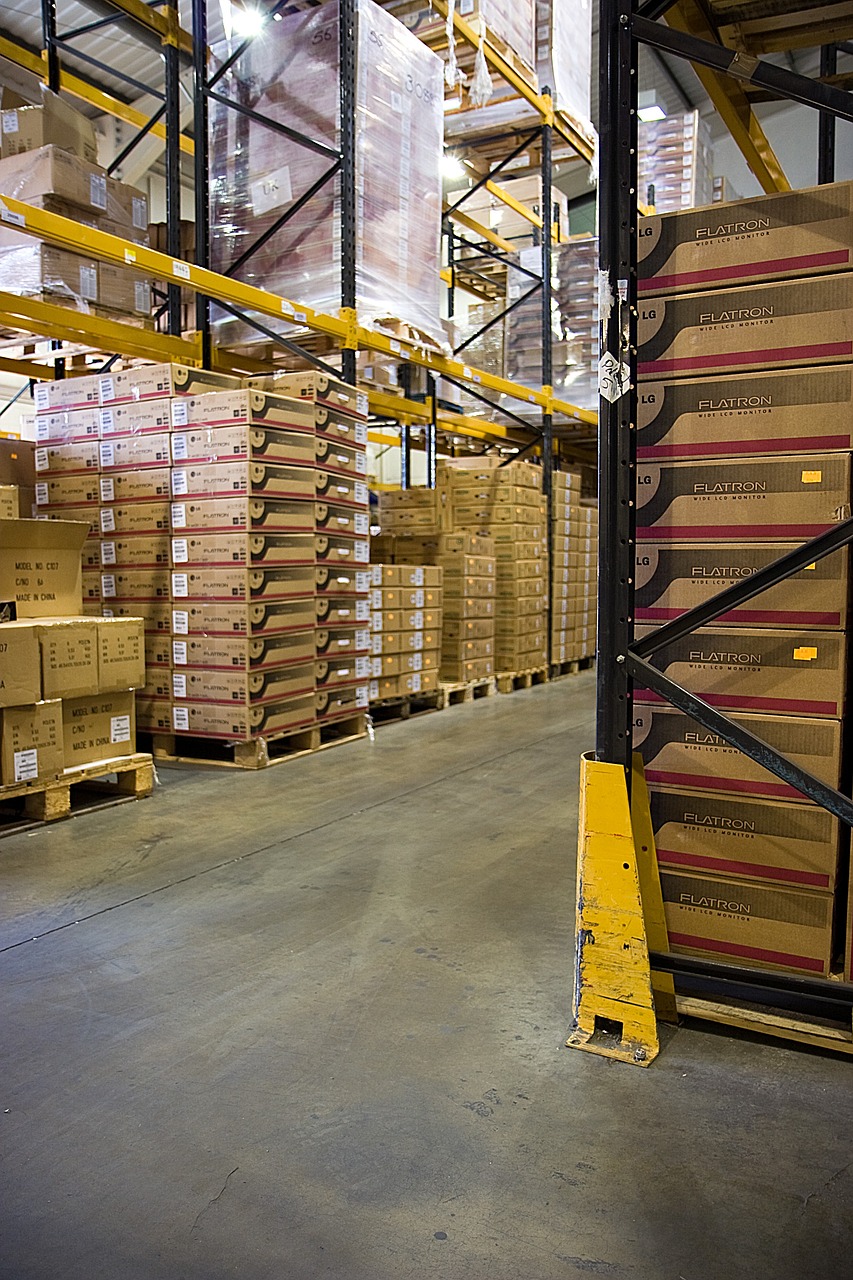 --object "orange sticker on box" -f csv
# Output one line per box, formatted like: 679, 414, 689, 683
801, 471, 822, 484
793, 647, 818, 661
